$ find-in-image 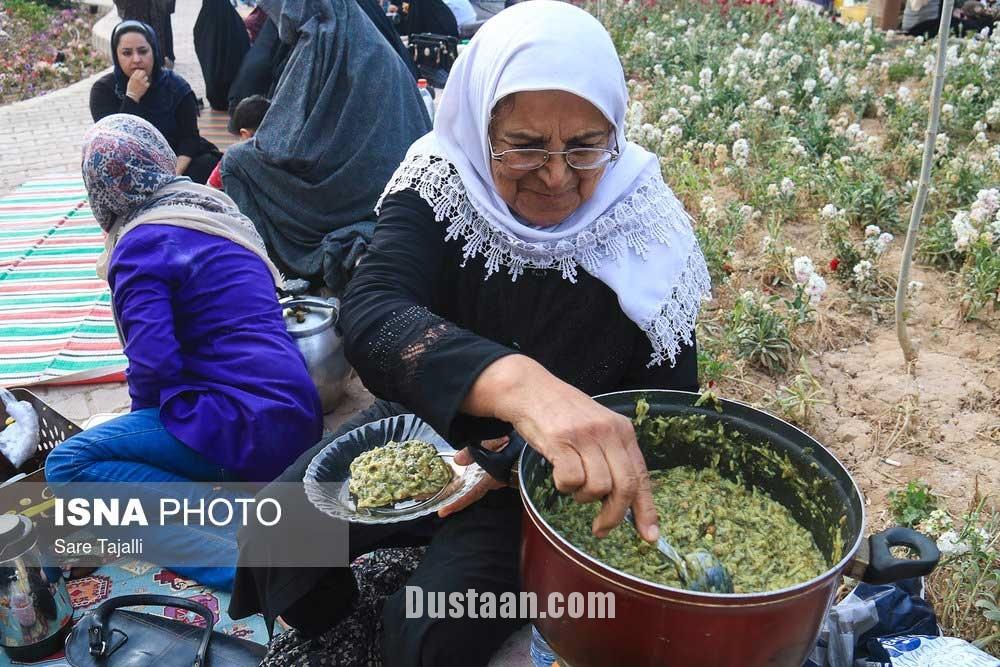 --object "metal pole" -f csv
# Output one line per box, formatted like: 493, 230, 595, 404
895, 0, 955, 365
